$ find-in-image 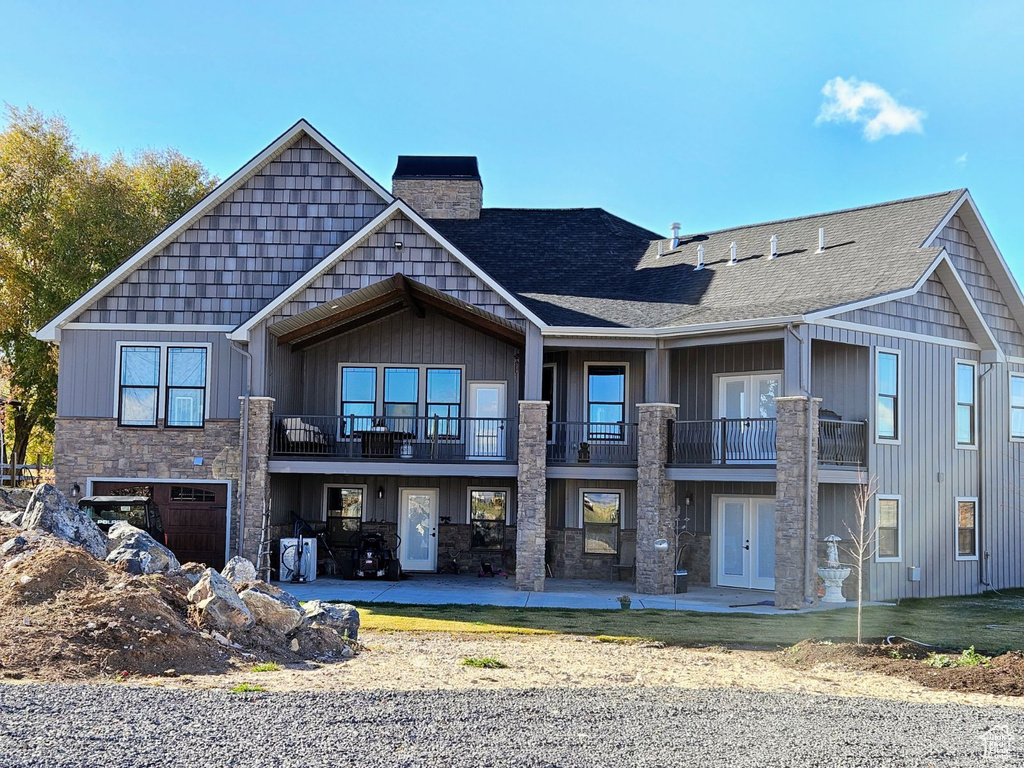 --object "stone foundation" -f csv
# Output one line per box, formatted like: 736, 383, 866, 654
635, 403, 677, 595
679, 533, 711, 586
545, 528, 636, 581
239, 397, 274, 564
515, 401, 547, 591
